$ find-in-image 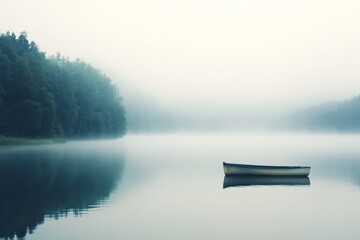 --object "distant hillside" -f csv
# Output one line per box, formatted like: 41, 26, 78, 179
289, 96, 360, 131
